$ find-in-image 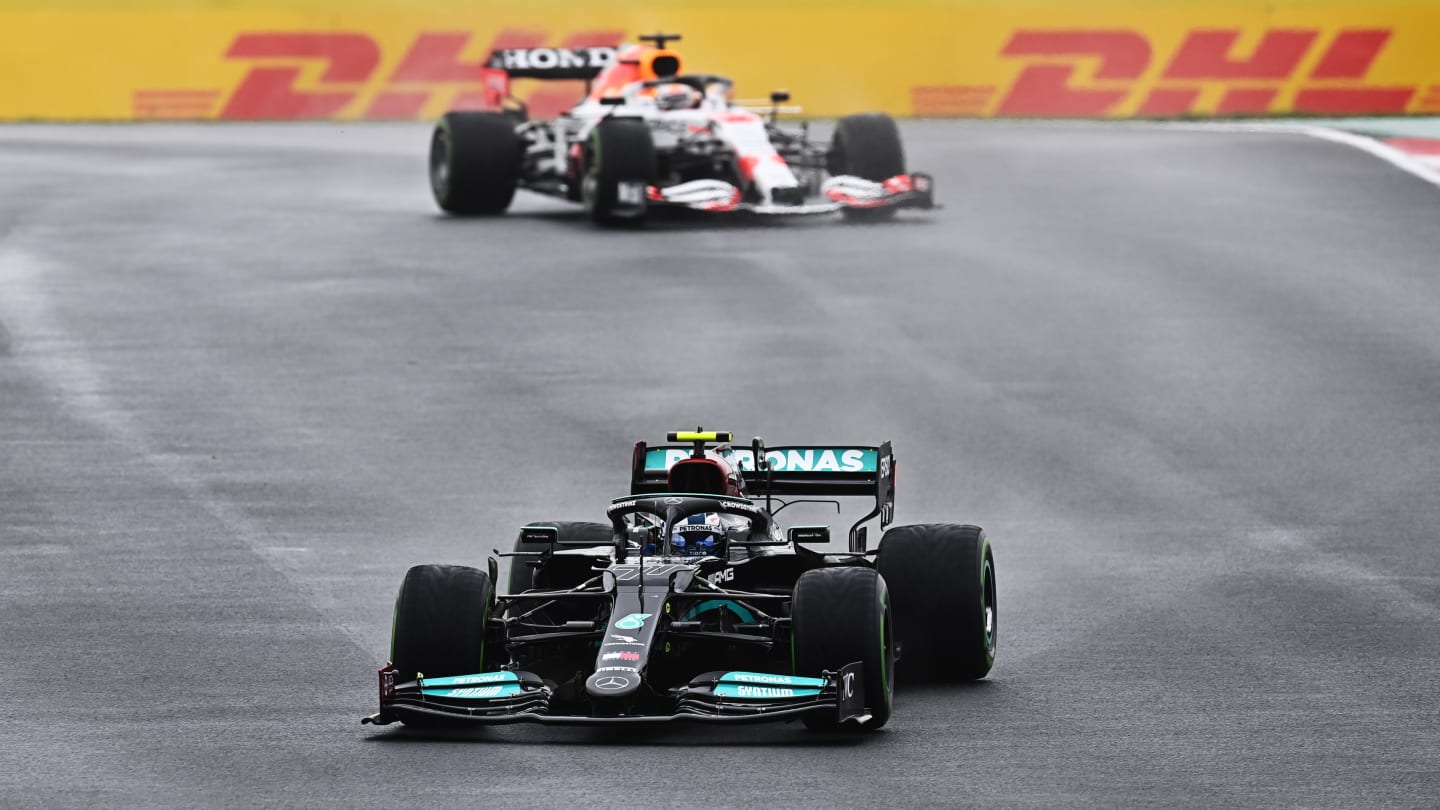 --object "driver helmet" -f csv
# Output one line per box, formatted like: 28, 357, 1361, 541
671, 512, 726, 557
655, 82, 701, 111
